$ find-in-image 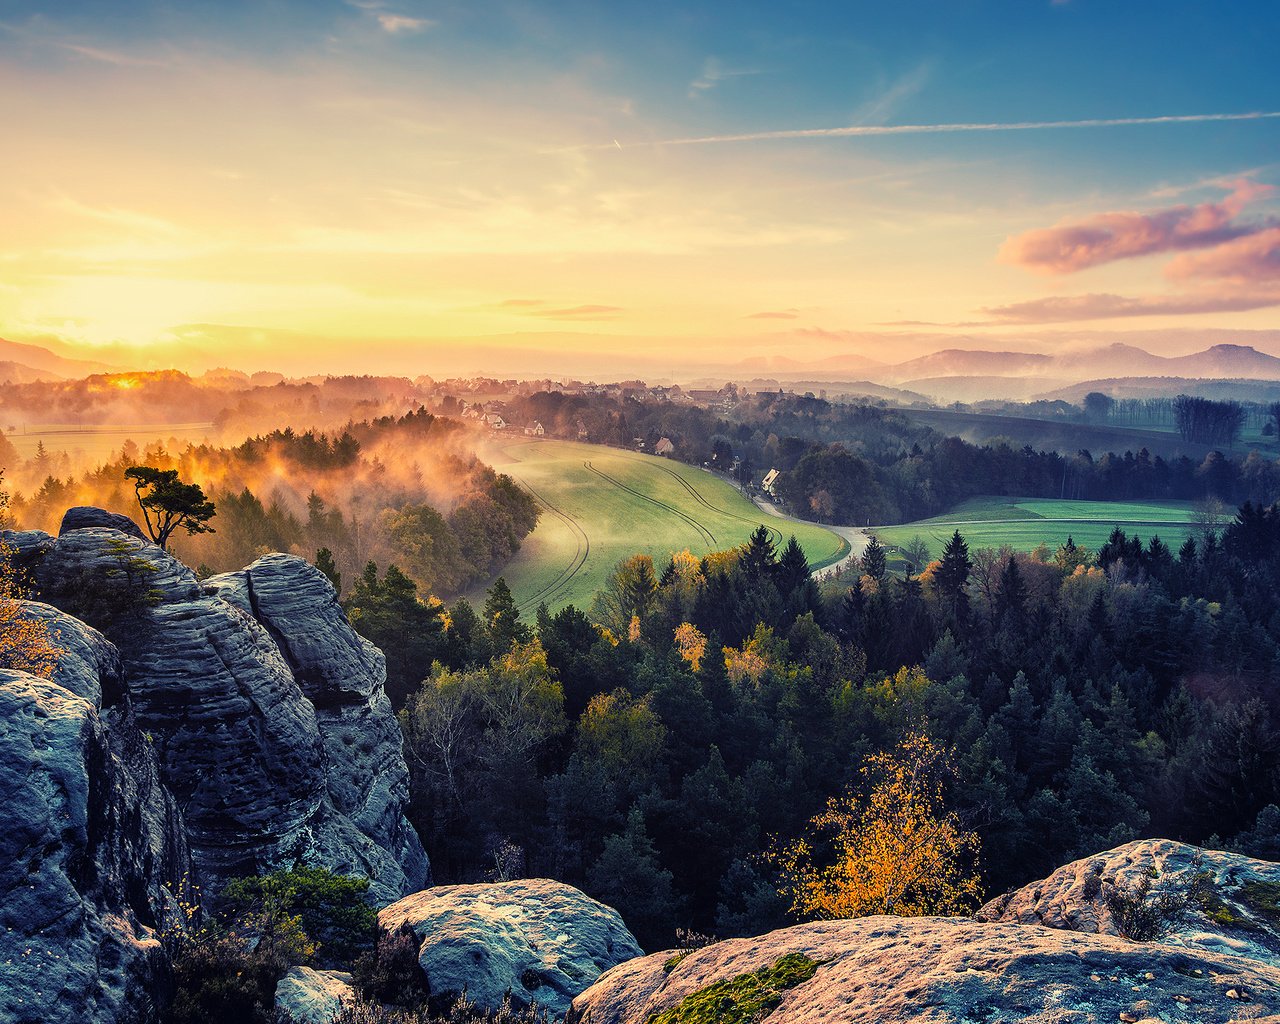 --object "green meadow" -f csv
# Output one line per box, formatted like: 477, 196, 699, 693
467, 439, 848, 613
871, 495, 1204, 561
